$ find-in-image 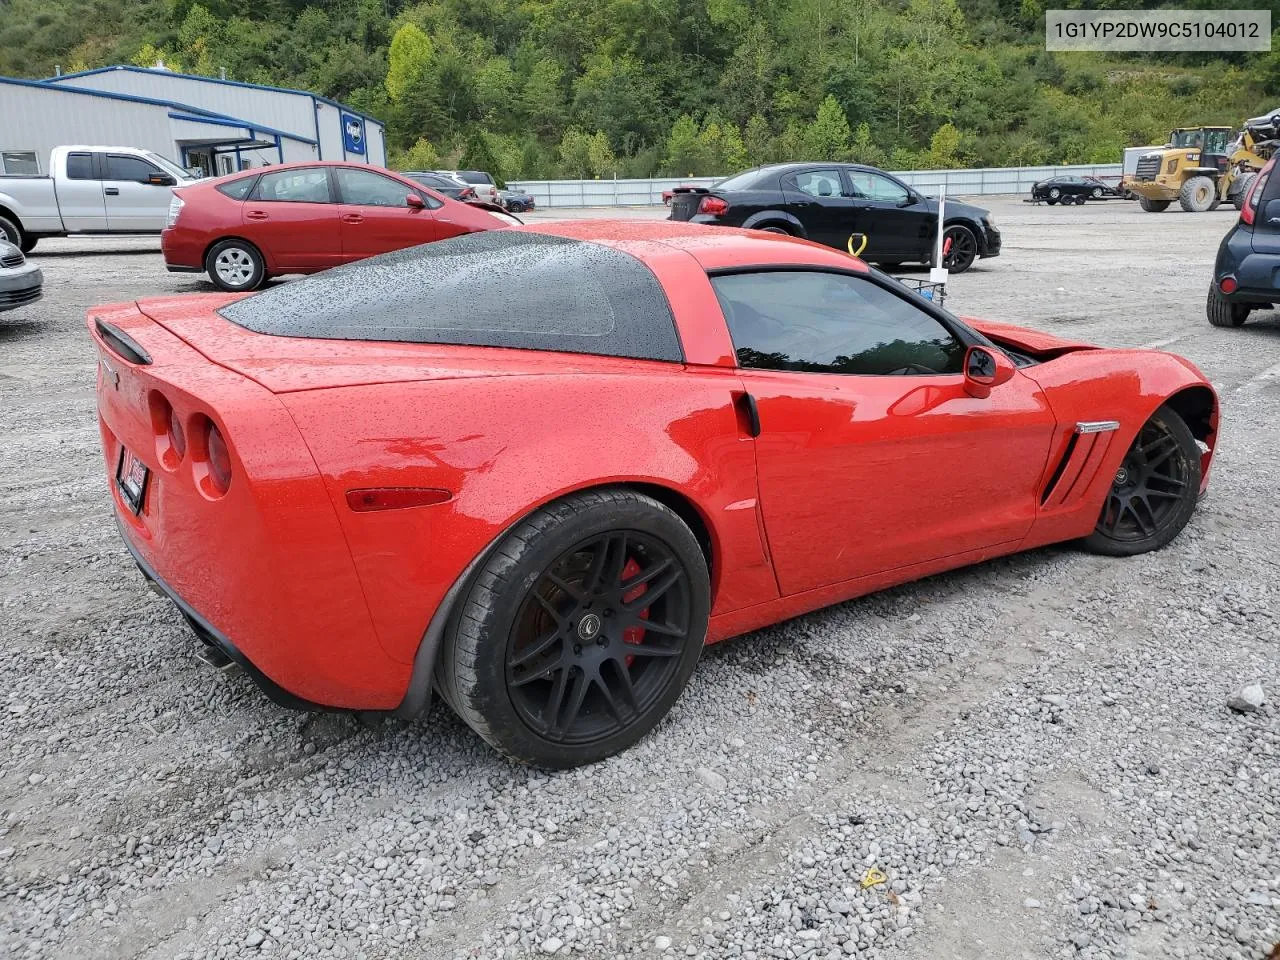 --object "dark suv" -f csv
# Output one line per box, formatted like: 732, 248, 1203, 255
1209, 156, 1277, 327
